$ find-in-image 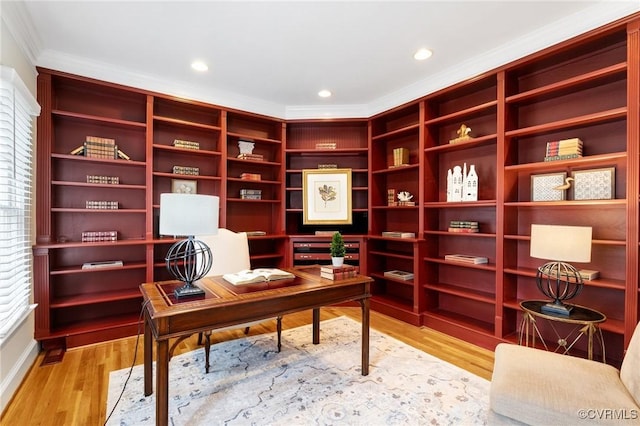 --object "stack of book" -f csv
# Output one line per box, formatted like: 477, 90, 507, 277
173, 139, 200, 150
391, 147, 409, 167
245, 231, 267, 236
444, 254, 488, 264
320, 264, 358, 280
237, 153, 264, 161
172, 165, 200, 175
240, 172, 262, 181
448, 221, 479, 233
84, 136, 117, 159
383, 270, 414, 280
544, 138, 583, 162
240, 189, 262, 200
86, 175, 119, 184
81, 260, 123, 270
381, 231, 415, 238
